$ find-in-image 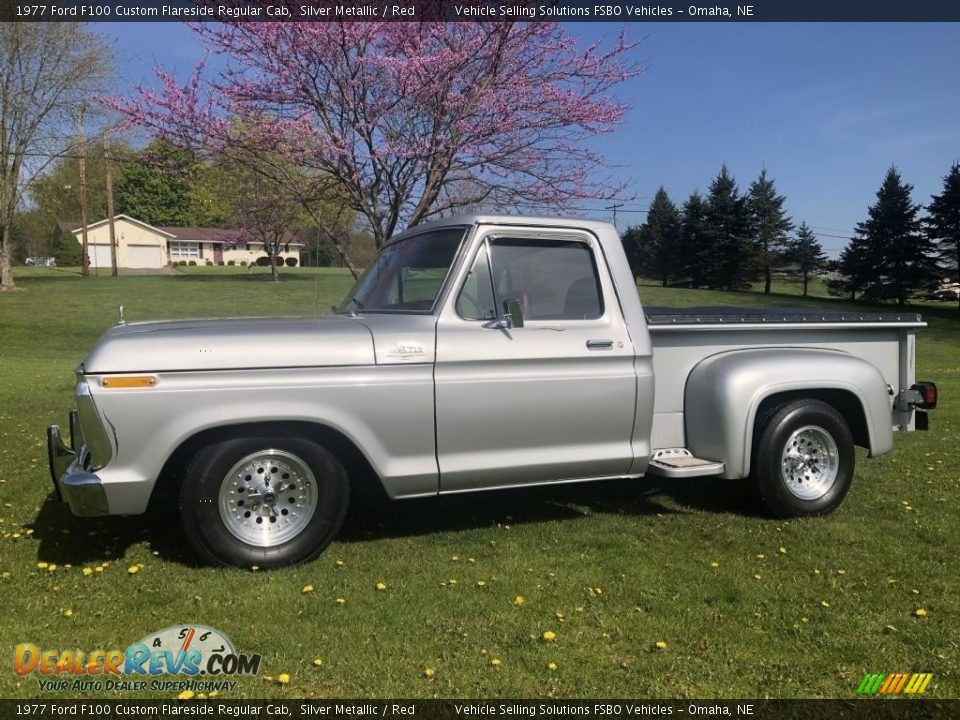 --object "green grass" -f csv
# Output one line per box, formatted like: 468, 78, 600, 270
0, 266, 958, 699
